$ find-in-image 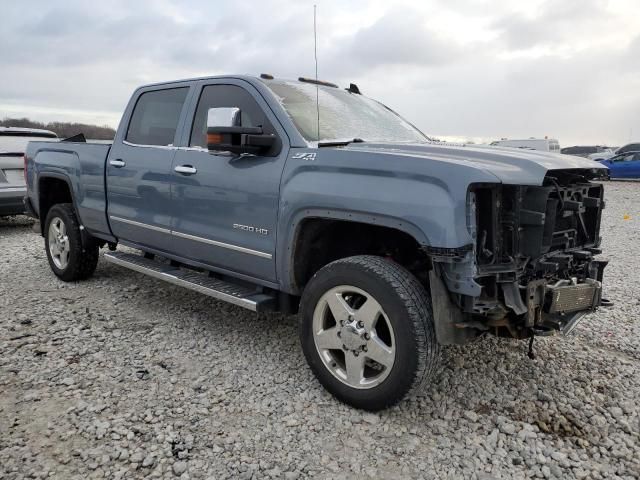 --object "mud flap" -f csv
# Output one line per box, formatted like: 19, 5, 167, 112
429, 270, 477, 345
